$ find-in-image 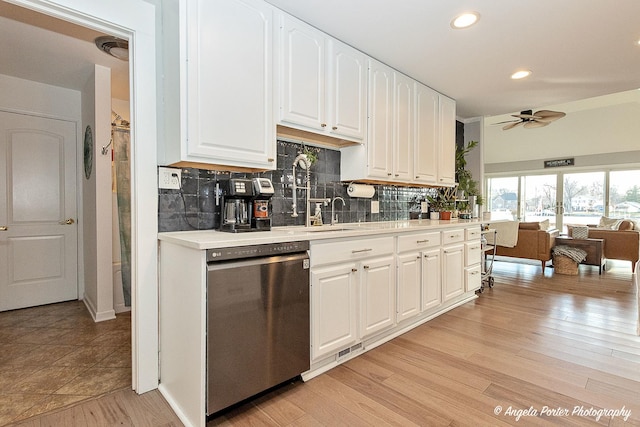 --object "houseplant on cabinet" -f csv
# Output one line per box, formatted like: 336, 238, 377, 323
455, 140, 484, 216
